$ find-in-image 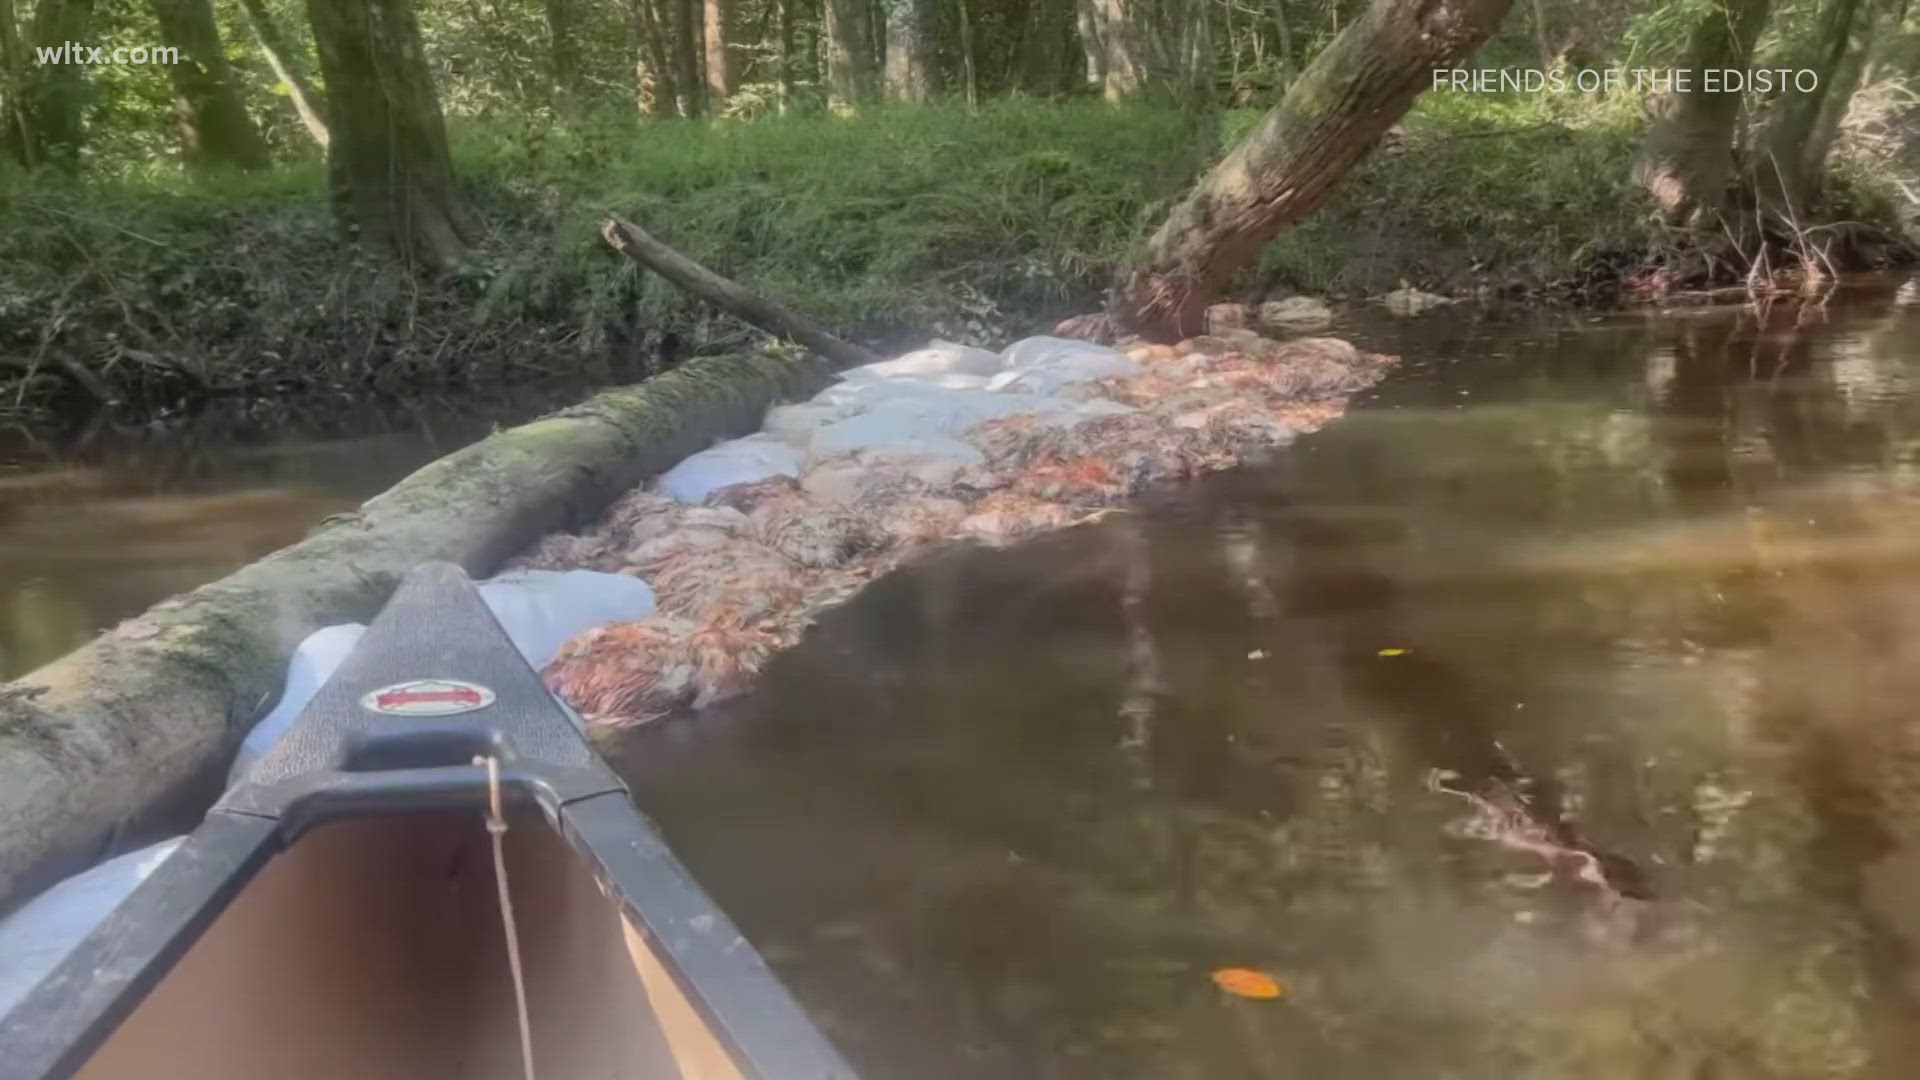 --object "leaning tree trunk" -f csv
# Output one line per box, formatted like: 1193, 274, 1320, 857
1796, 2, 1886, 196
306, 0, 475, 267
1635, 0, 1773, 227
0, 349, 844, 908
150, 0, 271, 170
1758, 0, 1864, 213
702, 0, 736, 101
881, 0, 936, 101
1108, 0, 1513, 342
236, 0, 329, 148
